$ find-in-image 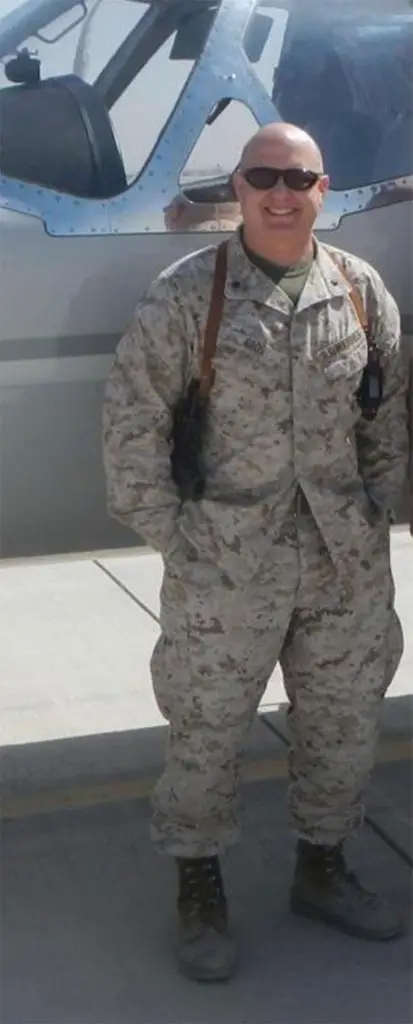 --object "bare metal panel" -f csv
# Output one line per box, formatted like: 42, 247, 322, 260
0, 0, 412, 236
